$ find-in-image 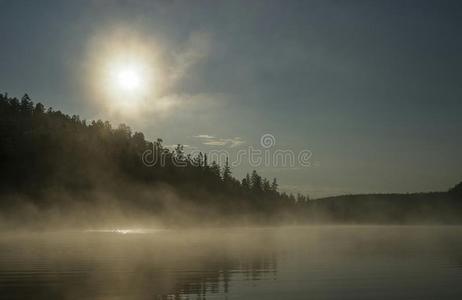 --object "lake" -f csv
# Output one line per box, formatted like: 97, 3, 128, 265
0, 226, 461, 299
